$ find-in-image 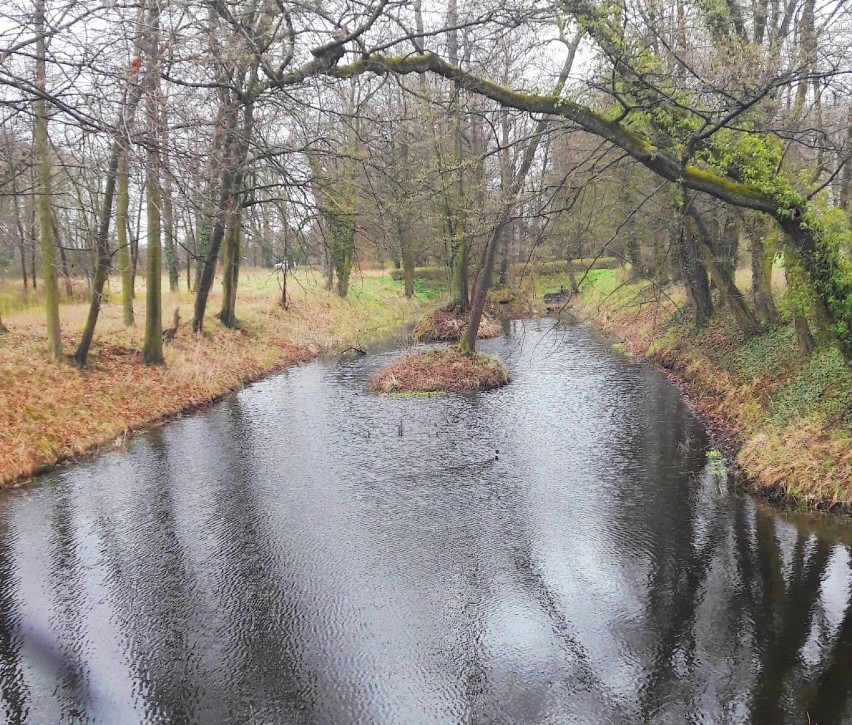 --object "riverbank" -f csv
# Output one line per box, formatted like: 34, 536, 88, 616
560, 267, 852, 510
0, 269, 430, 486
